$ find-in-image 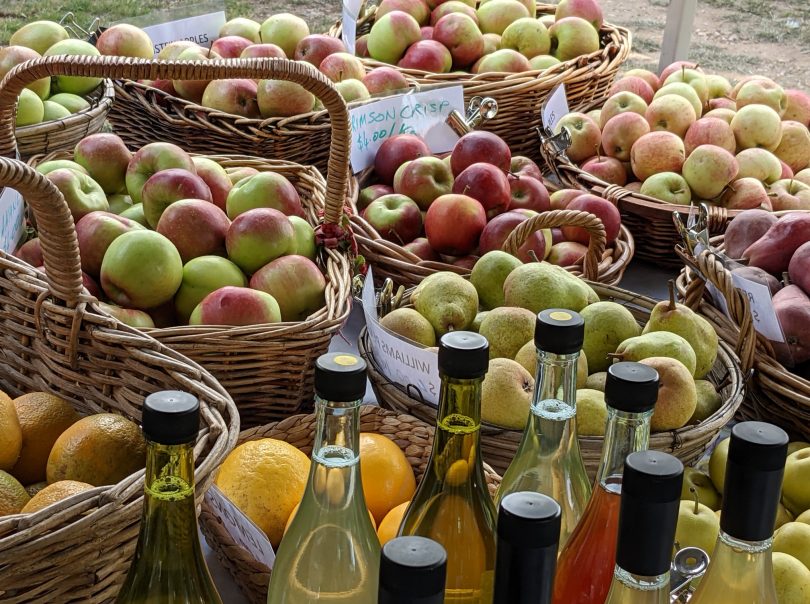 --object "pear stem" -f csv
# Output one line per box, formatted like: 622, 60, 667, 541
668, 279, 677, 311
691, 487, 700, 515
